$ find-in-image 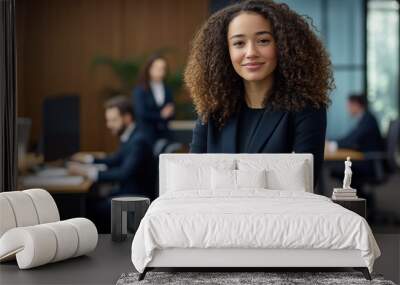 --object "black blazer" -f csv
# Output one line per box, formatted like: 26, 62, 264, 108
338, 110, 383, 152
94, 129, 156, 199
190, 106, 327, 187
133, 84, 174, 141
